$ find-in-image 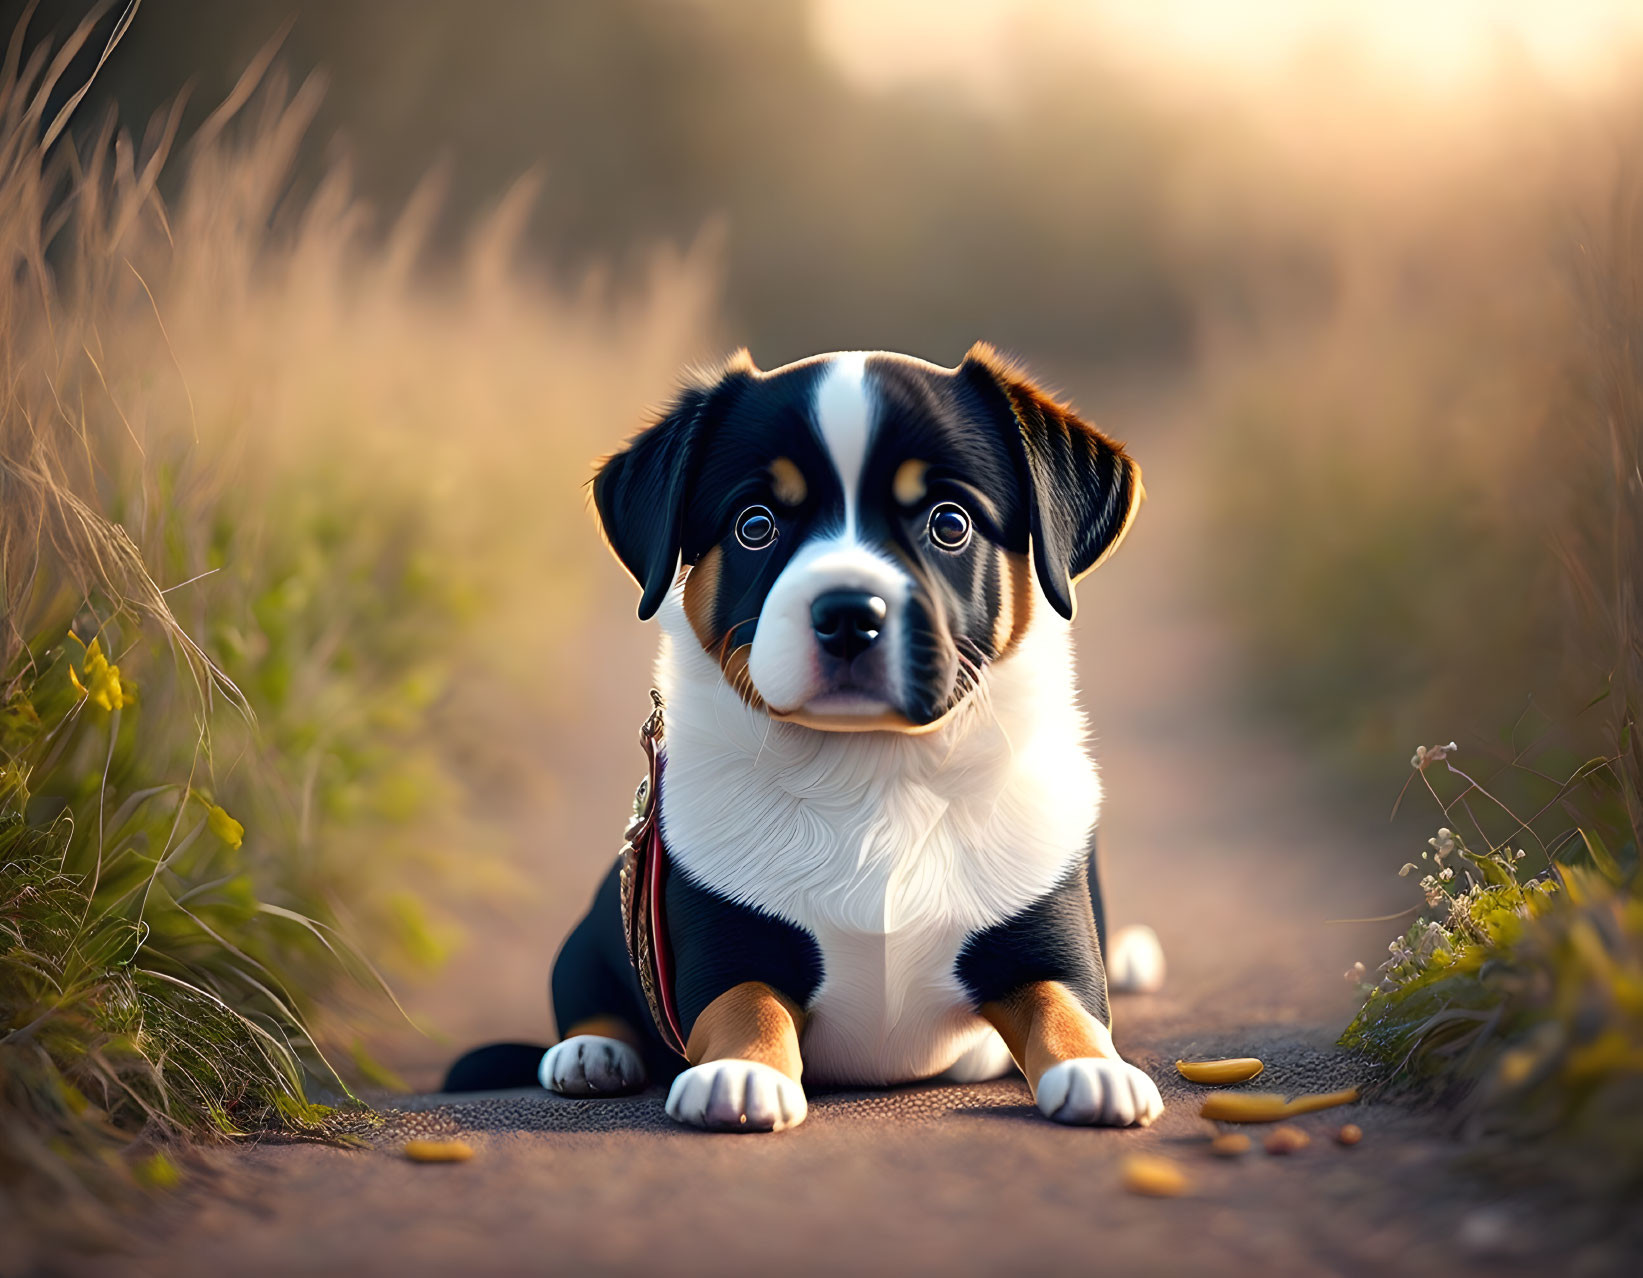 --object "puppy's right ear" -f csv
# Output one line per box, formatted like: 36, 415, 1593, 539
593, 351, 755, 620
